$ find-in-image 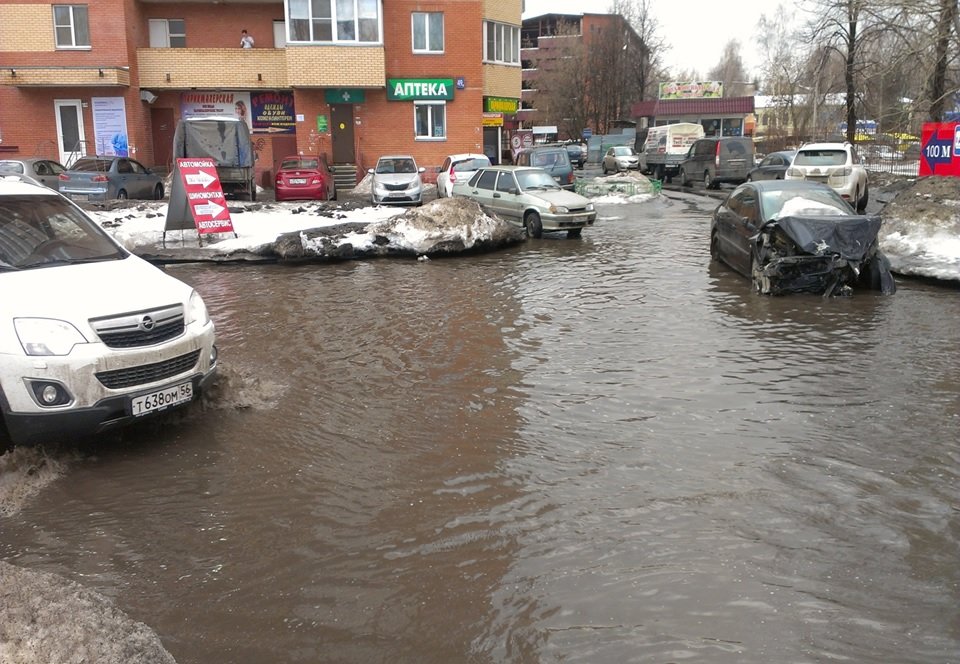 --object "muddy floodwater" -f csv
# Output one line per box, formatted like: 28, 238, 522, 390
2, 193, 958, 663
